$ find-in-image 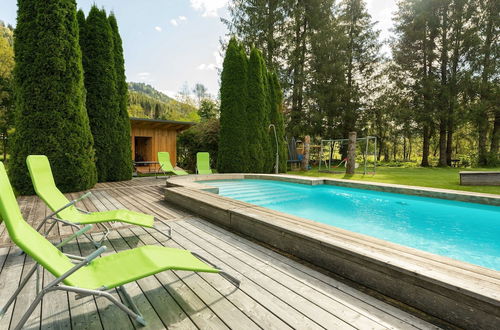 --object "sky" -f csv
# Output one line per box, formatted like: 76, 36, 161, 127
0, 0, 397, 99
